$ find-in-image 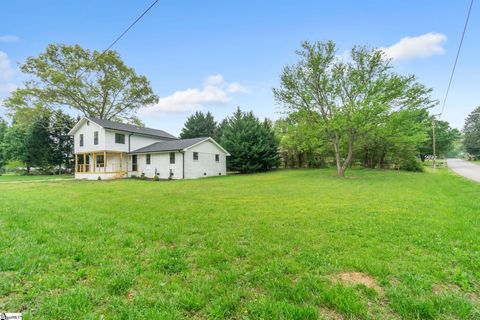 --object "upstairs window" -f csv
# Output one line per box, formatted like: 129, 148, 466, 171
215, 154, 220, 162
170, 152, 175, 164
193, 152, 199, 160
79, 134, 84, 147
146, 154, 151, 165
94, 131, 98, 145
115, 133, 125, 144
